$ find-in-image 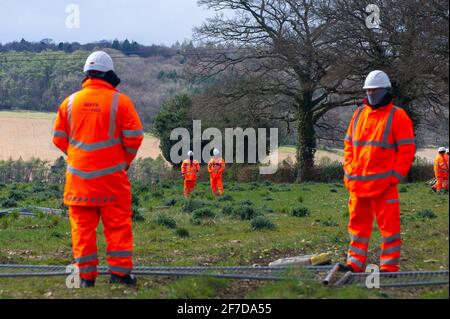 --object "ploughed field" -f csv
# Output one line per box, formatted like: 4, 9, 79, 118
0, 111, 438, 164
